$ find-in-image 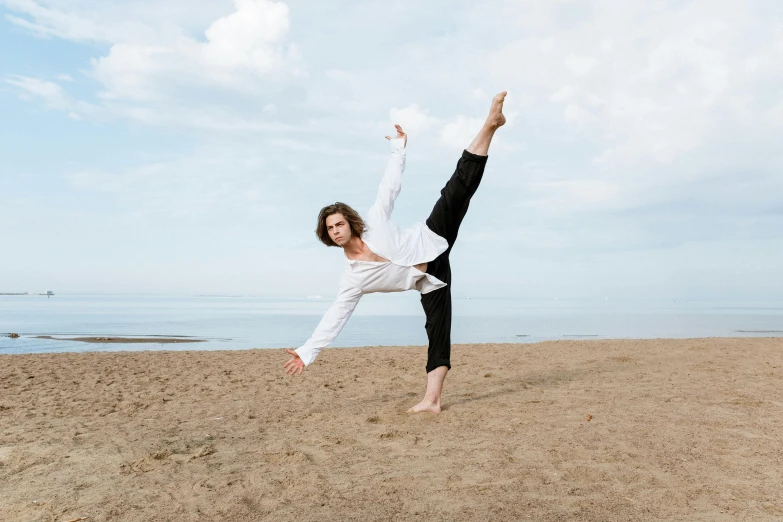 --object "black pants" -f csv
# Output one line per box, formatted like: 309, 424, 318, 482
421, 150, 488, 373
